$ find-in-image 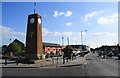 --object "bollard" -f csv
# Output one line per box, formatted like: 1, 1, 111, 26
52, 57, 54, 65
63, 56, 65, 64
66, 57, 68, 62
16, 58, 18, 65
5, 58, 7, 65
28, 60, 31, 65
